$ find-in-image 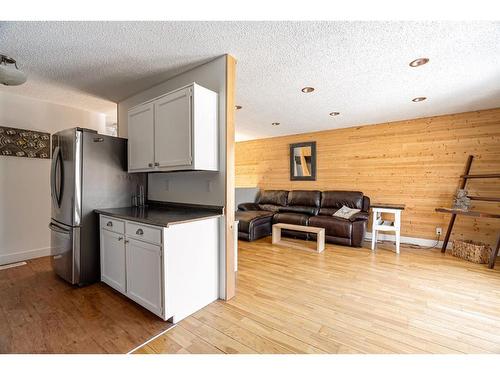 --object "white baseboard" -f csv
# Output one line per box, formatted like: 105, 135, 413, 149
365, 232, 450, 249
0, 247, 51, 266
